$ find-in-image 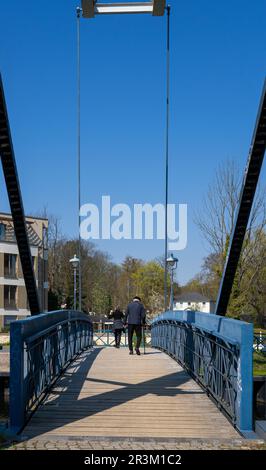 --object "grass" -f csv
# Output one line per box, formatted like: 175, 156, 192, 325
254, 328, 266, 334
253, 351, 266, 376
0, 434, 9, 450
